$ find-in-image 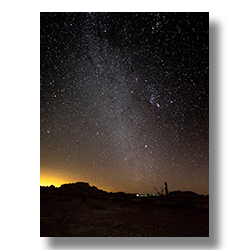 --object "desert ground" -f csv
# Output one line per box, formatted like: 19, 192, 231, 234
40, 188, 209, 237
